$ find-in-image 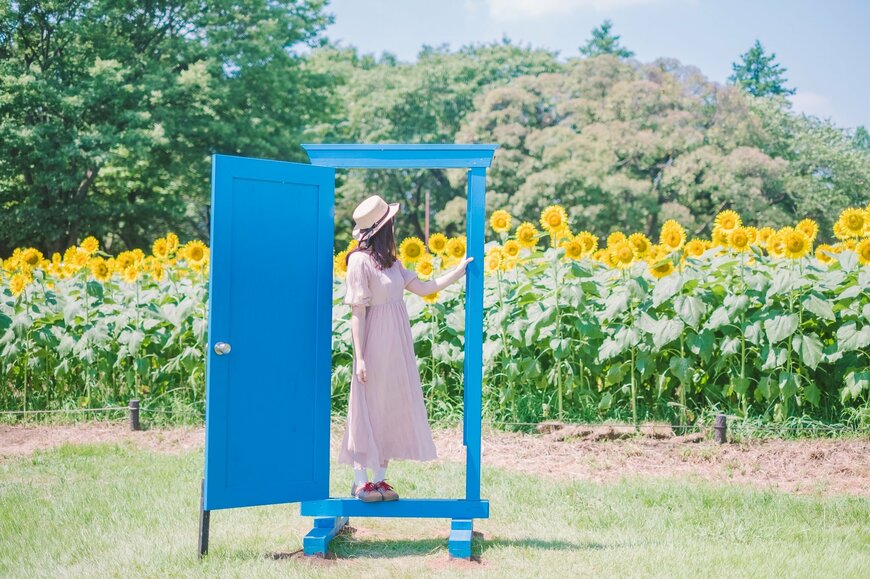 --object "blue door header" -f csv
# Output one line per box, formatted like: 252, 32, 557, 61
302, 143, 498, 169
